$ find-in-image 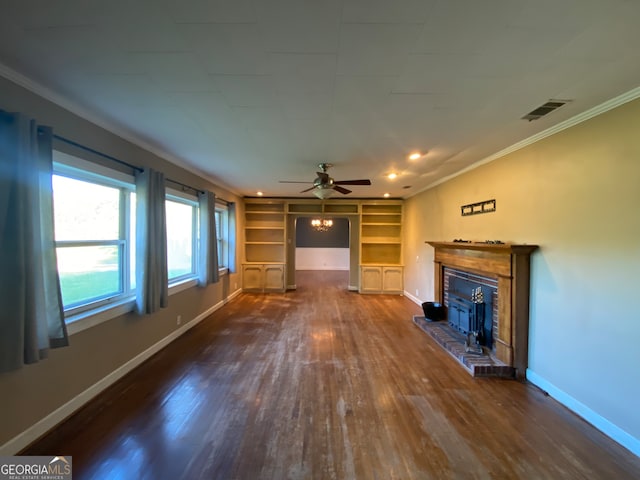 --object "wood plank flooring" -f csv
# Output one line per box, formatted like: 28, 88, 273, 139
24, 271, 640, 479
